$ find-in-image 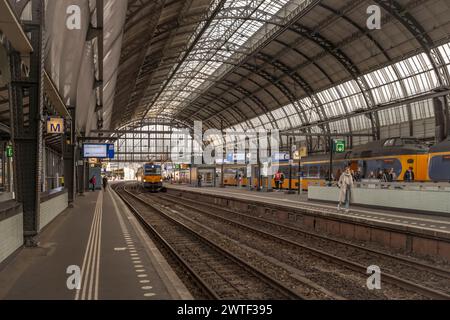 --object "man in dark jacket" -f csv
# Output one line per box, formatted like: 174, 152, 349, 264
404, 167, 415, 182
102, 176, 108, 191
